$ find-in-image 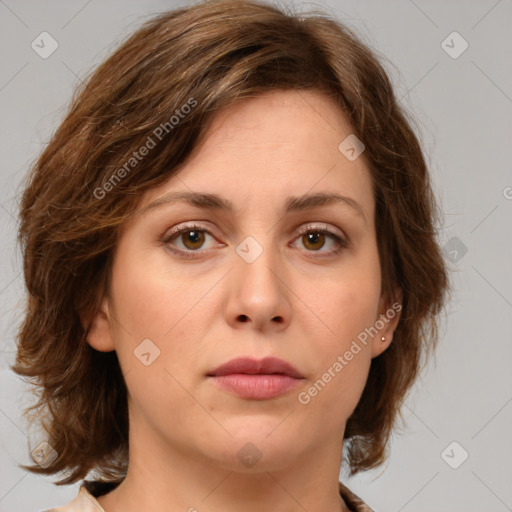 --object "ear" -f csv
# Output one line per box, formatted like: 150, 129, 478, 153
371, 287, 403, 359
82, 295, 115, 352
